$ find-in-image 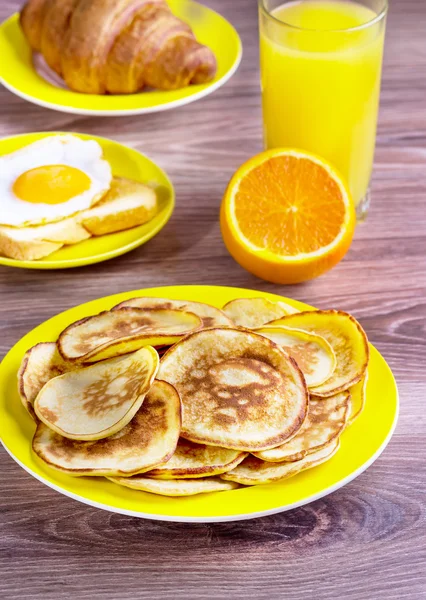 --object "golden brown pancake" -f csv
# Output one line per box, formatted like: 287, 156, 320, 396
34, 346, 159, 440
254, 326, 336, 388
348, 373, 368, 425
33, 381, 181, 476
269, 310, 369, 397
158, 327, 308, 451
222, 297, 299, 328
58, 307, 202, 362
147, 438, 248, 479
253, 391, 350, 462
114, 297, 233, 328
221, 438, 339, 485
17, 342, 73, 420
108, 475, 239, 496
